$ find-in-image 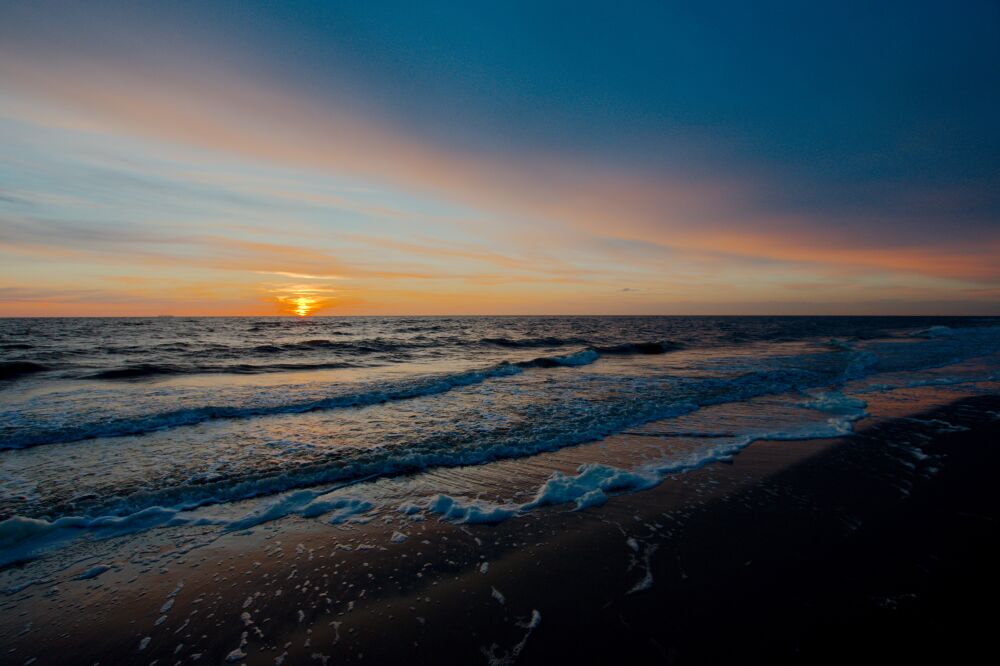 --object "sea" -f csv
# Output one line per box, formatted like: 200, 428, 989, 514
2, 316, 1000, 568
